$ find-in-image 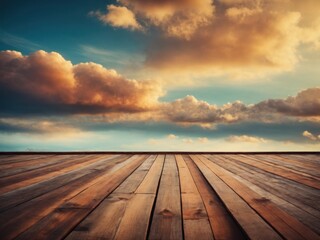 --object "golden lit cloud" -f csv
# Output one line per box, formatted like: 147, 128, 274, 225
119, 0, 214, 39
90, 5, 143, 30
92, 0, 320, 78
